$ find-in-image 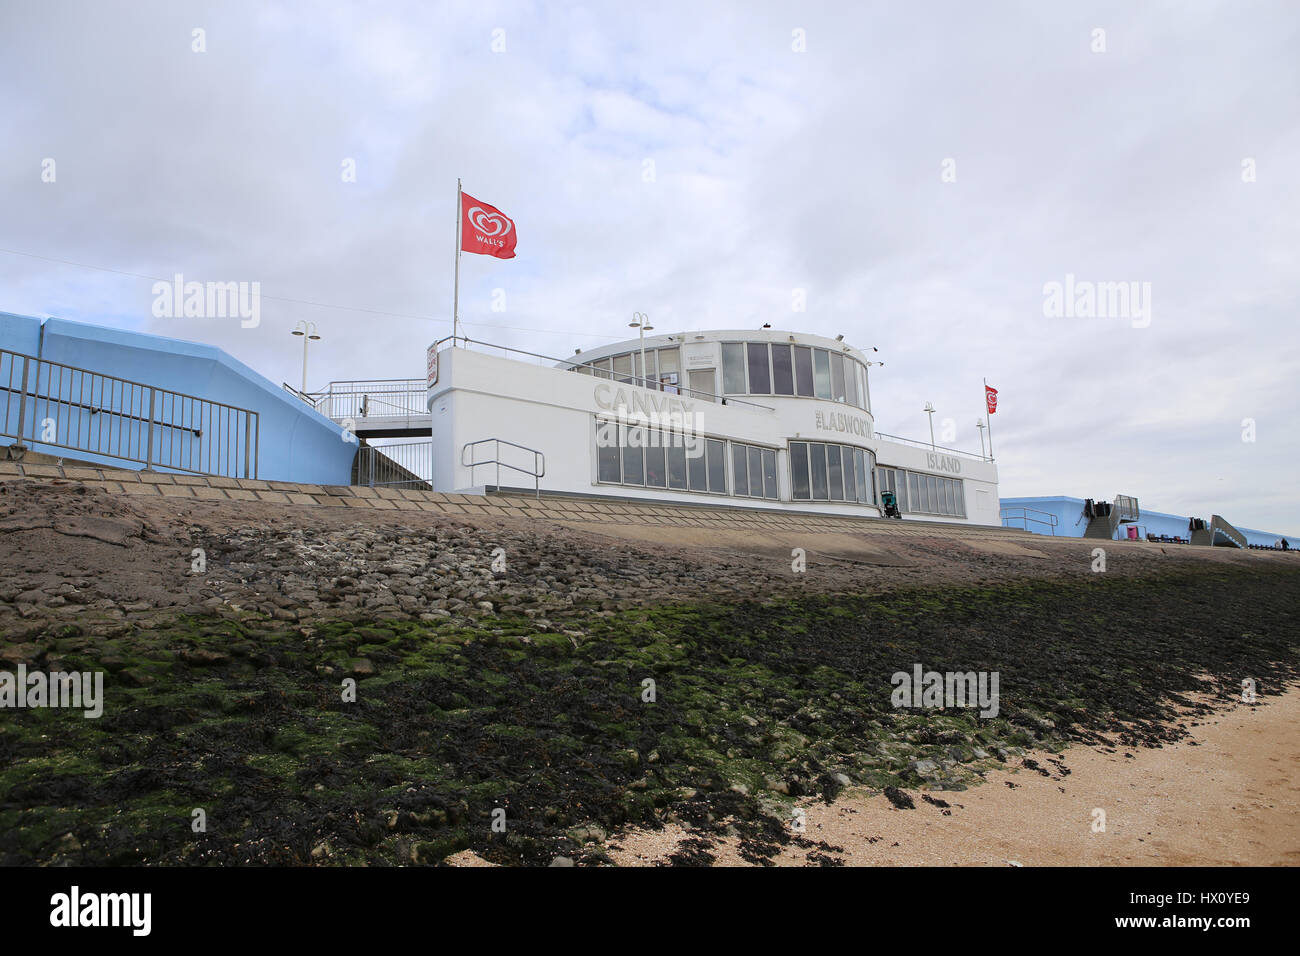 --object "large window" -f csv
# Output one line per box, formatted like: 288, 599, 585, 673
746, 343, 771, 395
596, 420, 778, 500
790, 442, 810, 499
722, 343, 746, 394
877, 465, 965, 517
813, 349, 832, 400
727, 442, 778, 499
789, 441, 877, 504
574, 341, 871, 410
793, 346, 814, 397
771, 343, 794, 395
718, 340, 869, 410
574, 346, 687, 393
